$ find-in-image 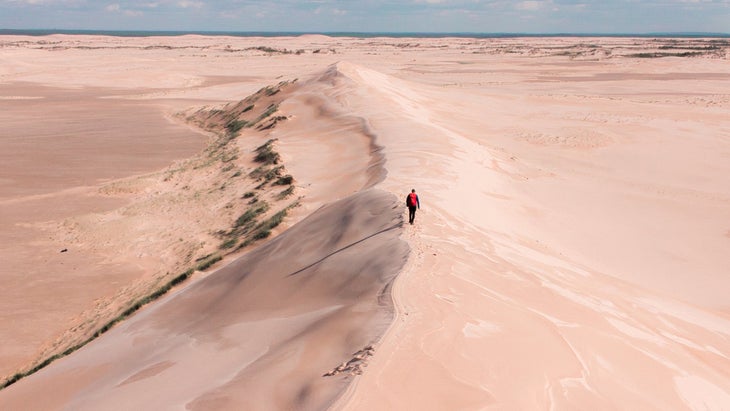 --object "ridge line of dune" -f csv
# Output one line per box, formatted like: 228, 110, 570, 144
0, 64, 415, 409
